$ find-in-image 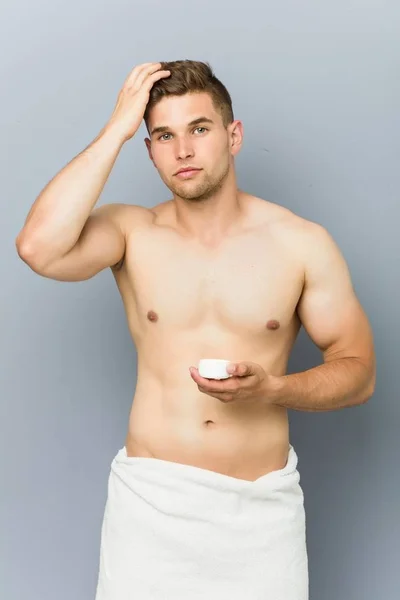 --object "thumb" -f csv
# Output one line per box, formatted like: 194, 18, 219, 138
227, 362, 254, 376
